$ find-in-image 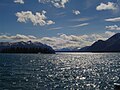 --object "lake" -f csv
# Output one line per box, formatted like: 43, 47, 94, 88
0, 53, 120, 90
